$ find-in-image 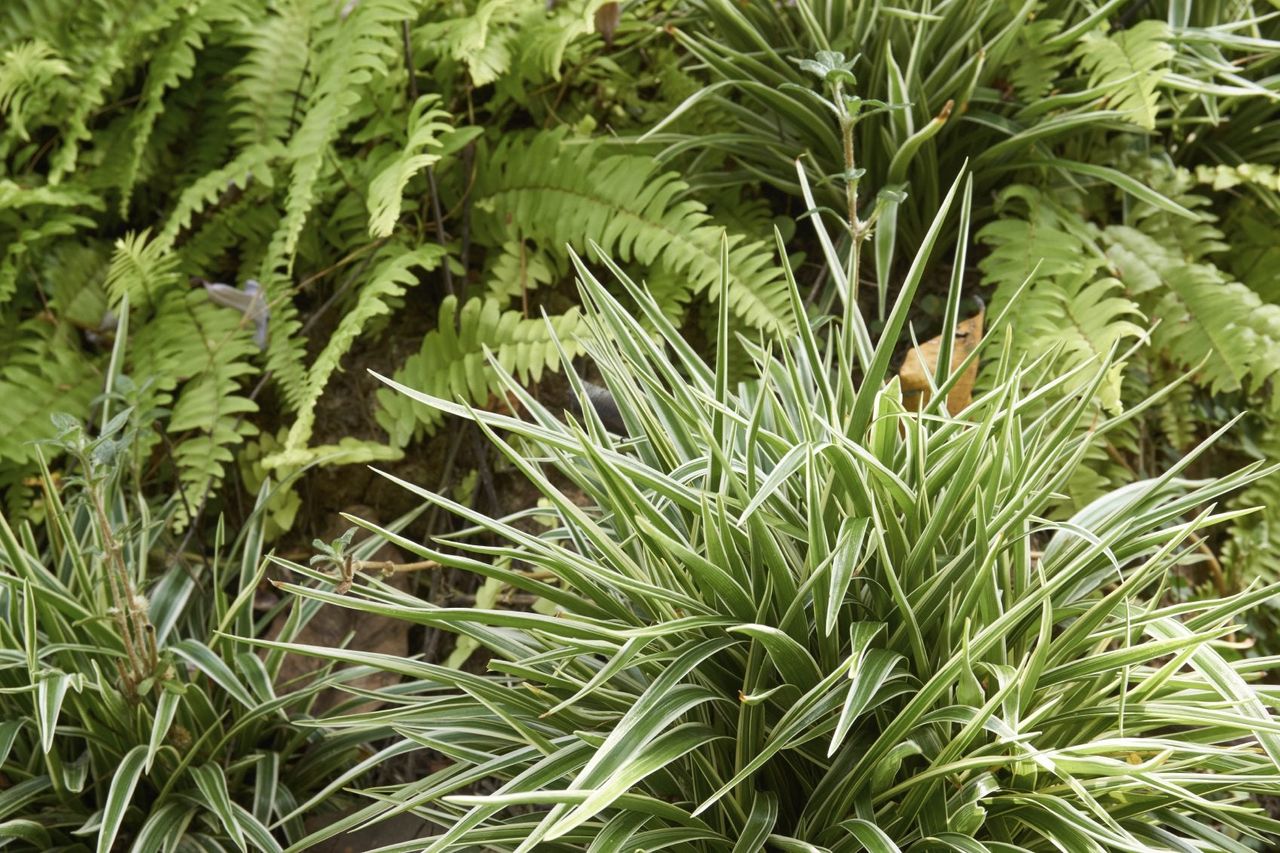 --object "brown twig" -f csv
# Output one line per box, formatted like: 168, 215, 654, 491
402, 19, 419, 102
352, 558, 441, 574
426, 165, 454, 296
